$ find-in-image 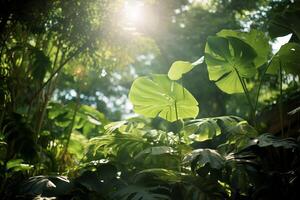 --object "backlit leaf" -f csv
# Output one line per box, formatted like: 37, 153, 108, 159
217, 29, 270, 68
168, 56, 204, 80
205, 36, 257, 94
129, 74, 199, 122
